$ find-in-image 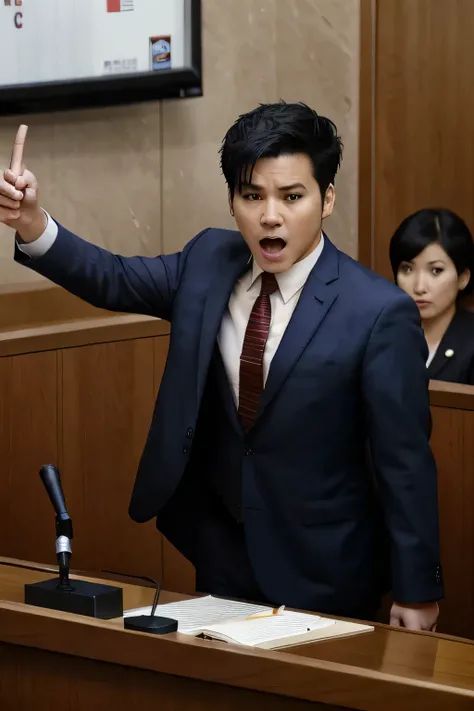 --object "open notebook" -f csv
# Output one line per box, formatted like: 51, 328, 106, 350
124, 595, 374, 649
